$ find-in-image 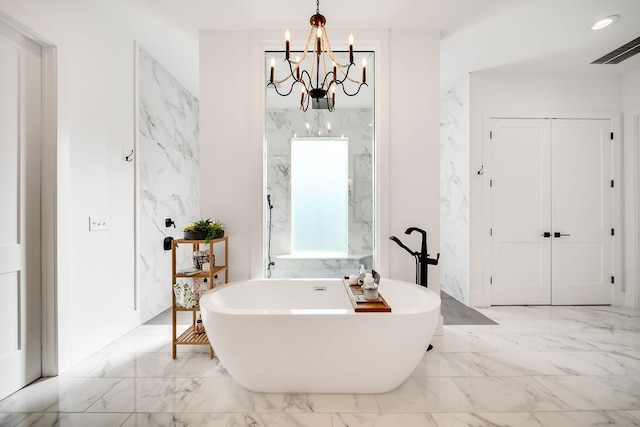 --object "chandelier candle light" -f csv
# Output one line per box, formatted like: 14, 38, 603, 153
267, 0, 367, 112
